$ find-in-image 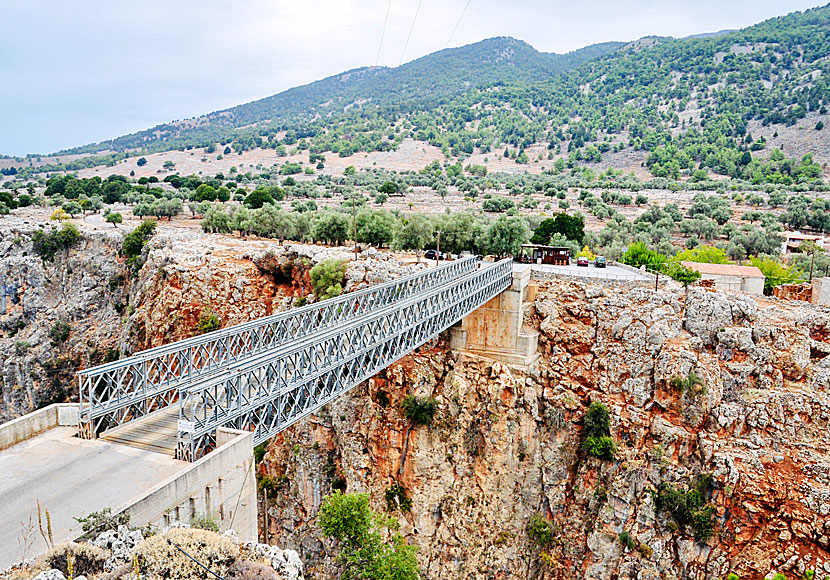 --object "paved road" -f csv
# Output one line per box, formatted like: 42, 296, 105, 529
0, 427, 185, 569
531, 262, 651, 281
